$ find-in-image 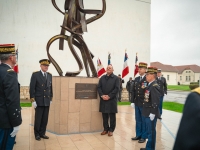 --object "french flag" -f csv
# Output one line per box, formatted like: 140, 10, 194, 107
97, 58, 106, 78
122, 52, 129, 78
